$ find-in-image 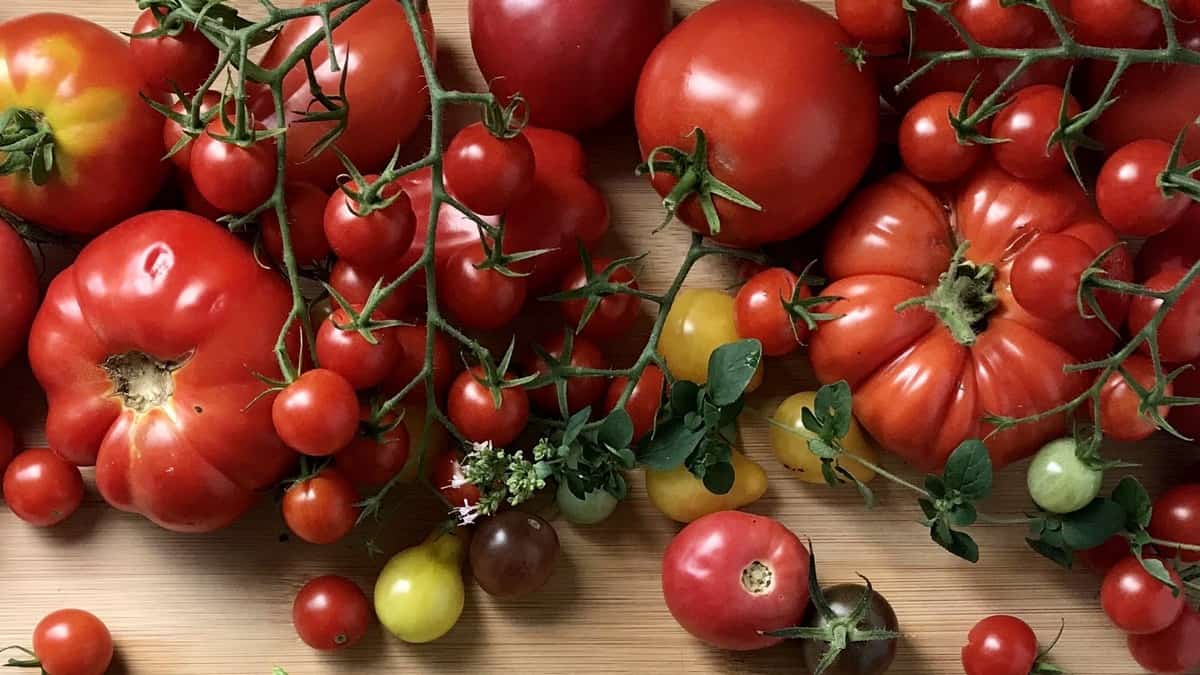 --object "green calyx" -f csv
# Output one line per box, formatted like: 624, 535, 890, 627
896, 241, 997, 346
0, 108, 57, 185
